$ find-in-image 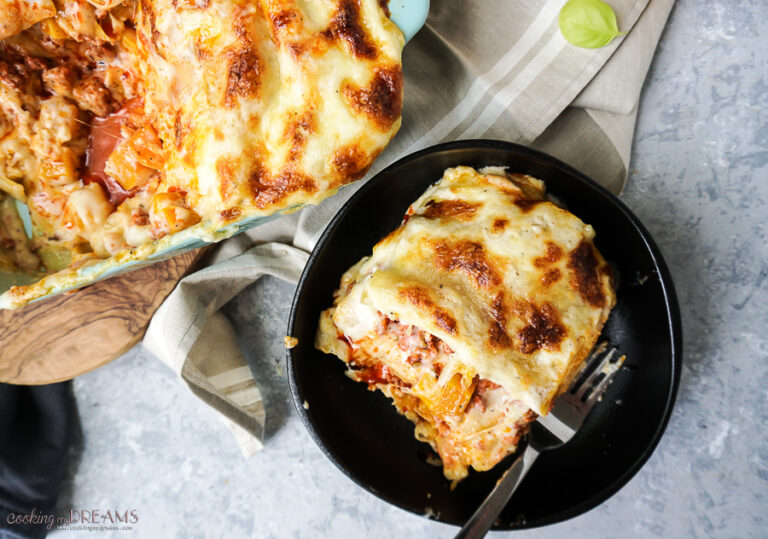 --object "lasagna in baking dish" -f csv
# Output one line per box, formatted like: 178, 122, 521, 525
316, 166, 616, 480
0, 0, 403, 307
